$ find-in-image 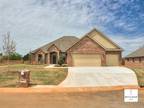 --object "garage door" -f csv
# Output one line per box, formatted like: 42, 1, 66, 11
106, 54, 119, 66
72, 54, 101, 66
